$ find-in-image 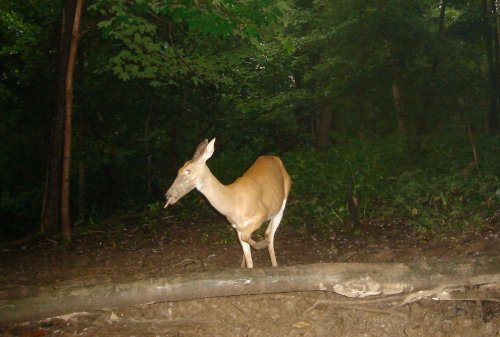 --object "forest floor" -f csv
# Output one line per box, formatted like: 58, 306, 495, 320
0, 212, 499, 337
